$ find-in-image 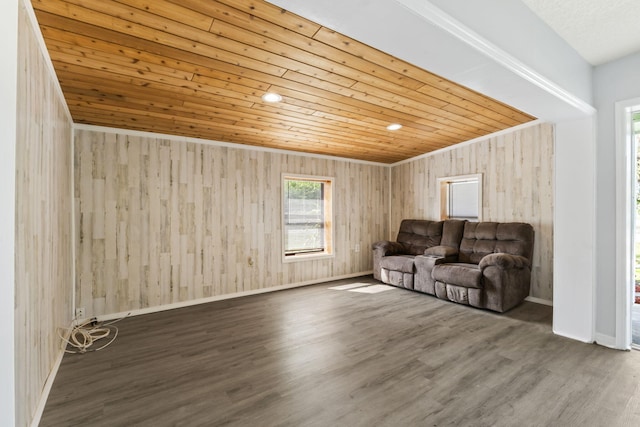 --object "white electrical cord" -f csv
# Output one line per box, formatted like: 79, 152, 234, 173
59, 315, 128, 354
